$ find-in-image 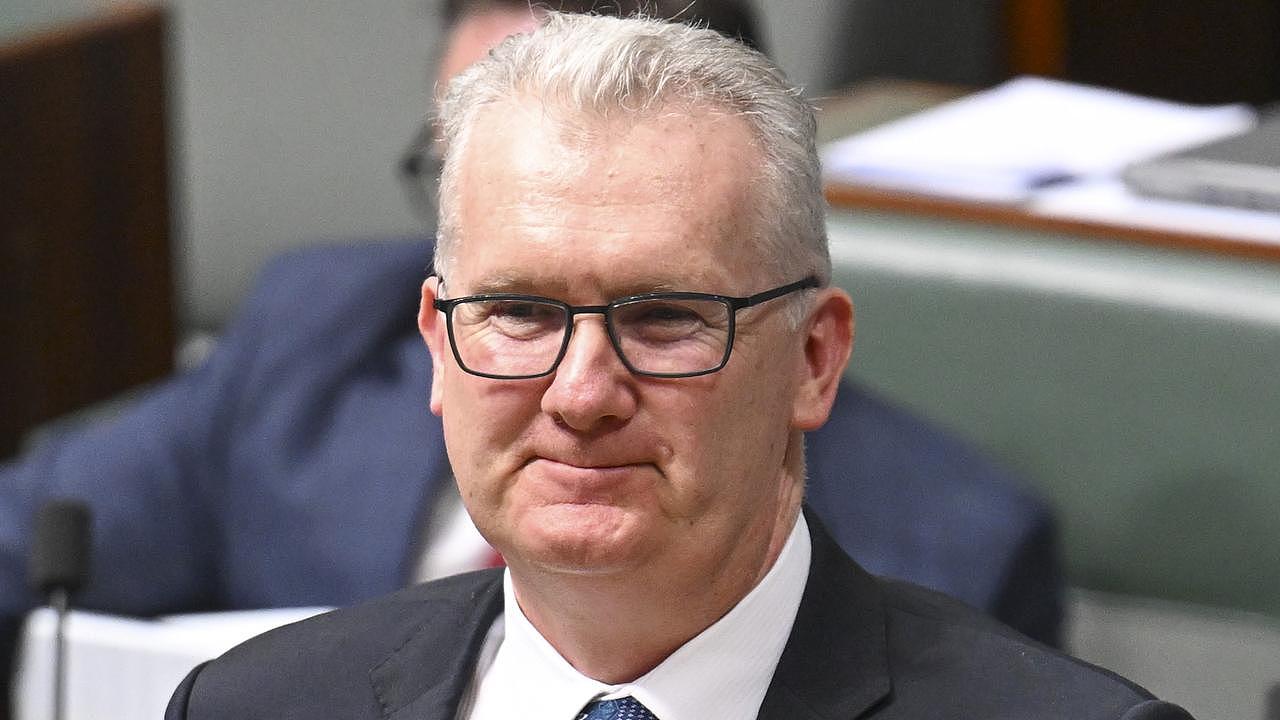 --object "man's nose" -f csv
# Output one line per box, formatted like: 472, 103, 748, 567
540, 316, 637, 432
